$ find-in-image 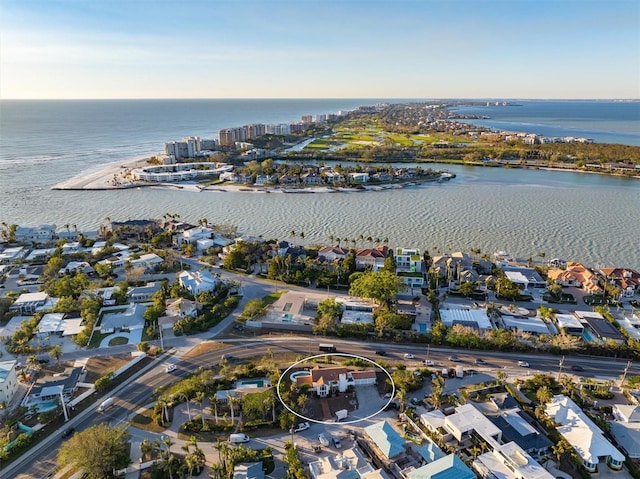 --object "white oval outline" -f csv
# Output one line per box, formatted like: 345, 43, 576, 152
276, 352, 396, 425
